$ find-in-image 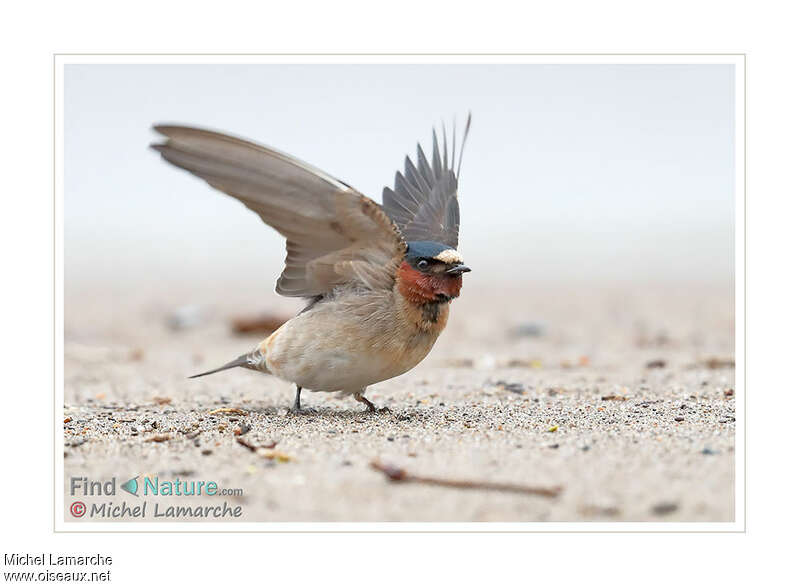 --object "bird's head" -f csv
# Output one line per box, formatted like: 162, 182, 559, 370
396, 241, 471, 305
